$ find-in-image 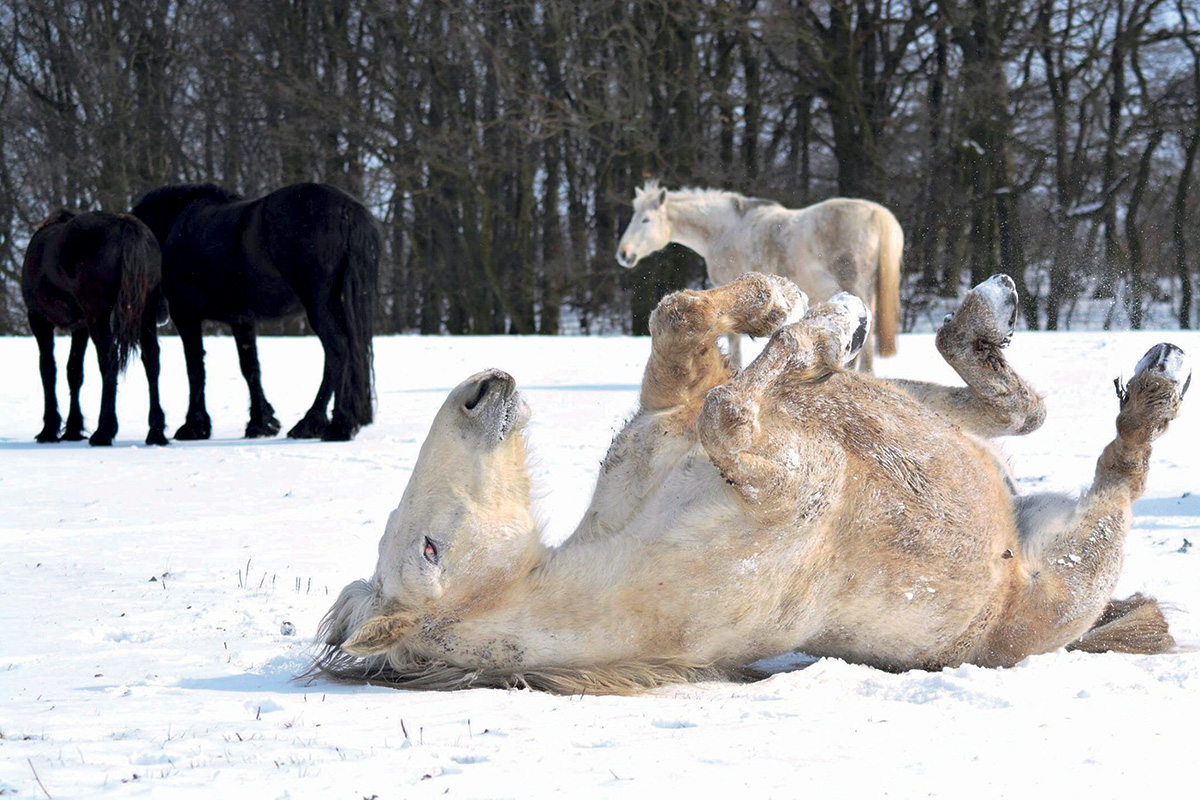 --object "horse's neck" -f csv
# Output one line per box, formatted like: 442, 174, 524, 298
665, 195, 735, 260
